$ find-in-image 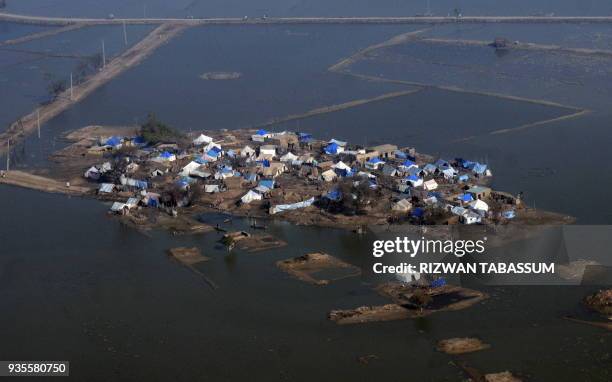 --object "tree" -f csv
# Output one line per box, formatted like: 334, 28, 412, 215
47, 79, 67, 99
139, 113, 186, 145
